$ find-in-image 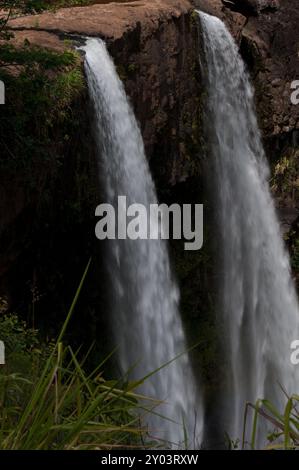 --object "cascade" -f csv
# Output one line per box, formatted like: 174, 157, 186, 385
82, 38, 203, 448
199, 11, 299, 446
